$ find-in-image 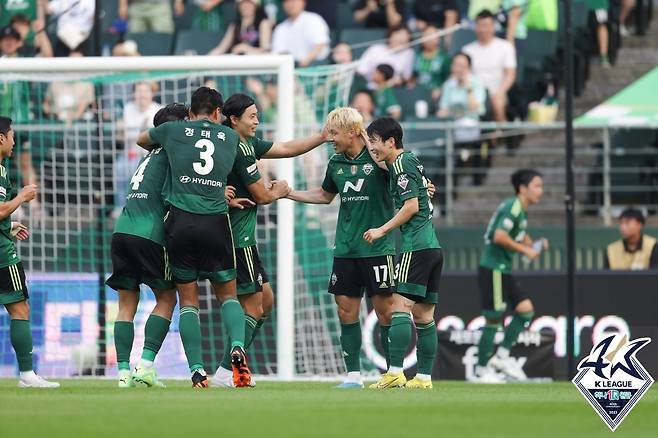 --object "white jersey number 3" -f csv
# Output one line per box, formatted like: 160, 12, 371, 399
193, 139, 215, 175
